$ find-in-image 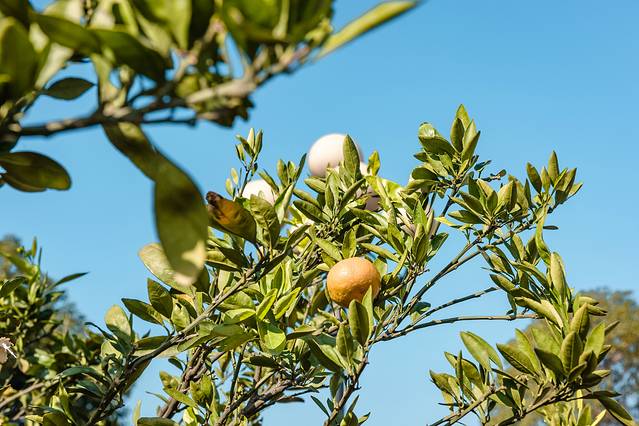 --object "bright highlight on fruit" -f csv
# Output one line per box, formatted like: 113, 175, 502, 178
307, 133, 363, 177
242, 179, 276, 204
326, 257, 381, 308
